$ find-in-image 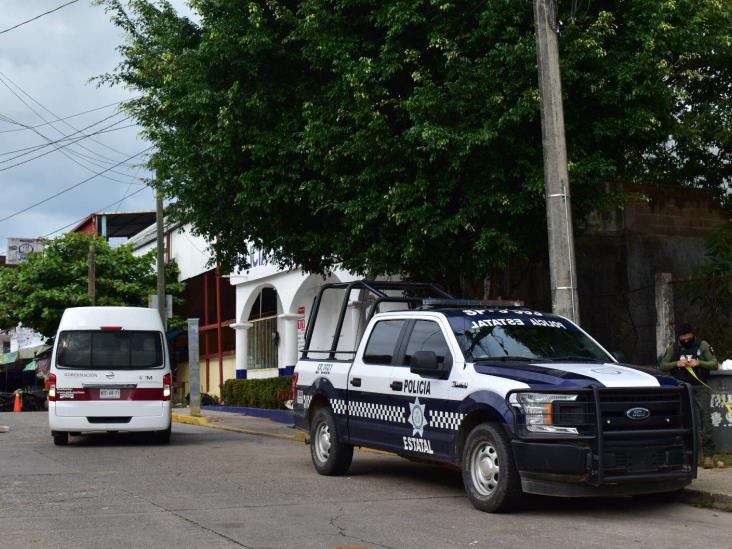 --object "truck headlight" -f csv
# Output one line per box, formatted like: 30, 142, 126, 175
509, 392, 580, 435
